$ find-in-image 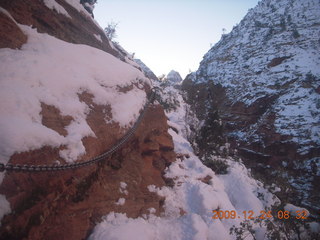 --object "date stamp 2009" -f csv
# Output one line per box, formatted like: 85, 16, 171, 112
212, 210, 308, 220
